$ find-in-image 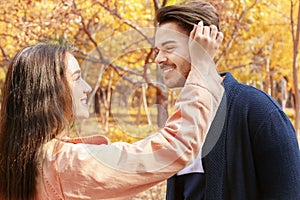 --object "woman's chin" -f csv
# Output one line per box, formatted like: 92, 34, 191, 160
75, 112, 90, 120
